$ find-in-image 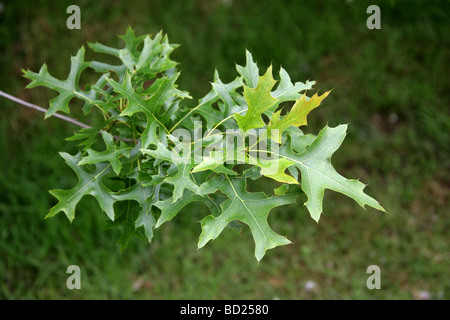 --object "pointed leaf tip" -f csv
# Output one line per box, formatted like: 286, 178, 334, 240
279, 124, 384, 221
234, 65, 278, 131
